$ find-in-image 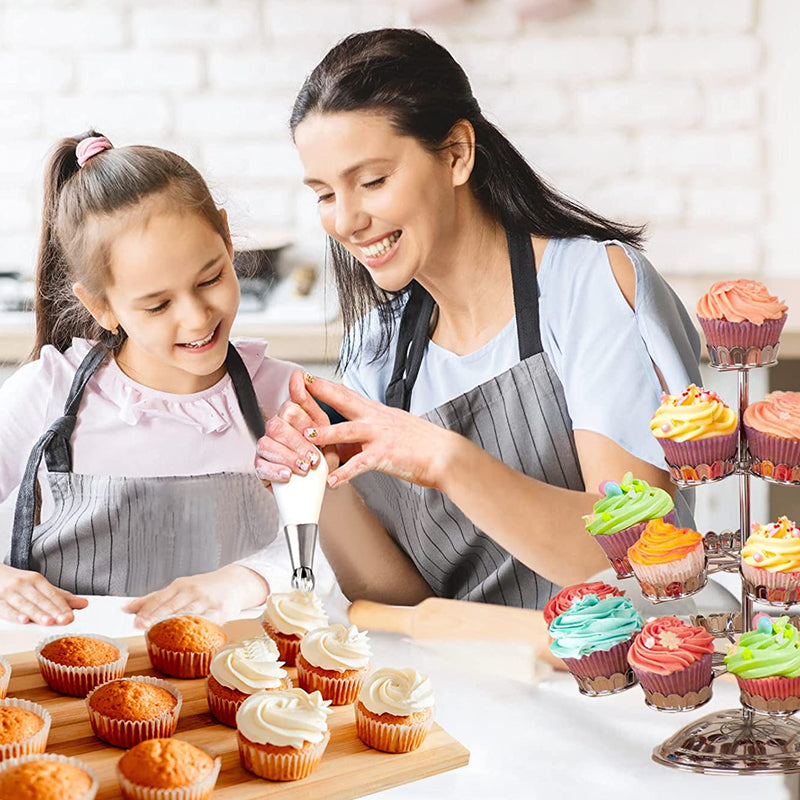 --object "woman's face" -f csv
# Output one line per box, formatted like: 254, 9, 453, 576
294, 111, 465, 292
